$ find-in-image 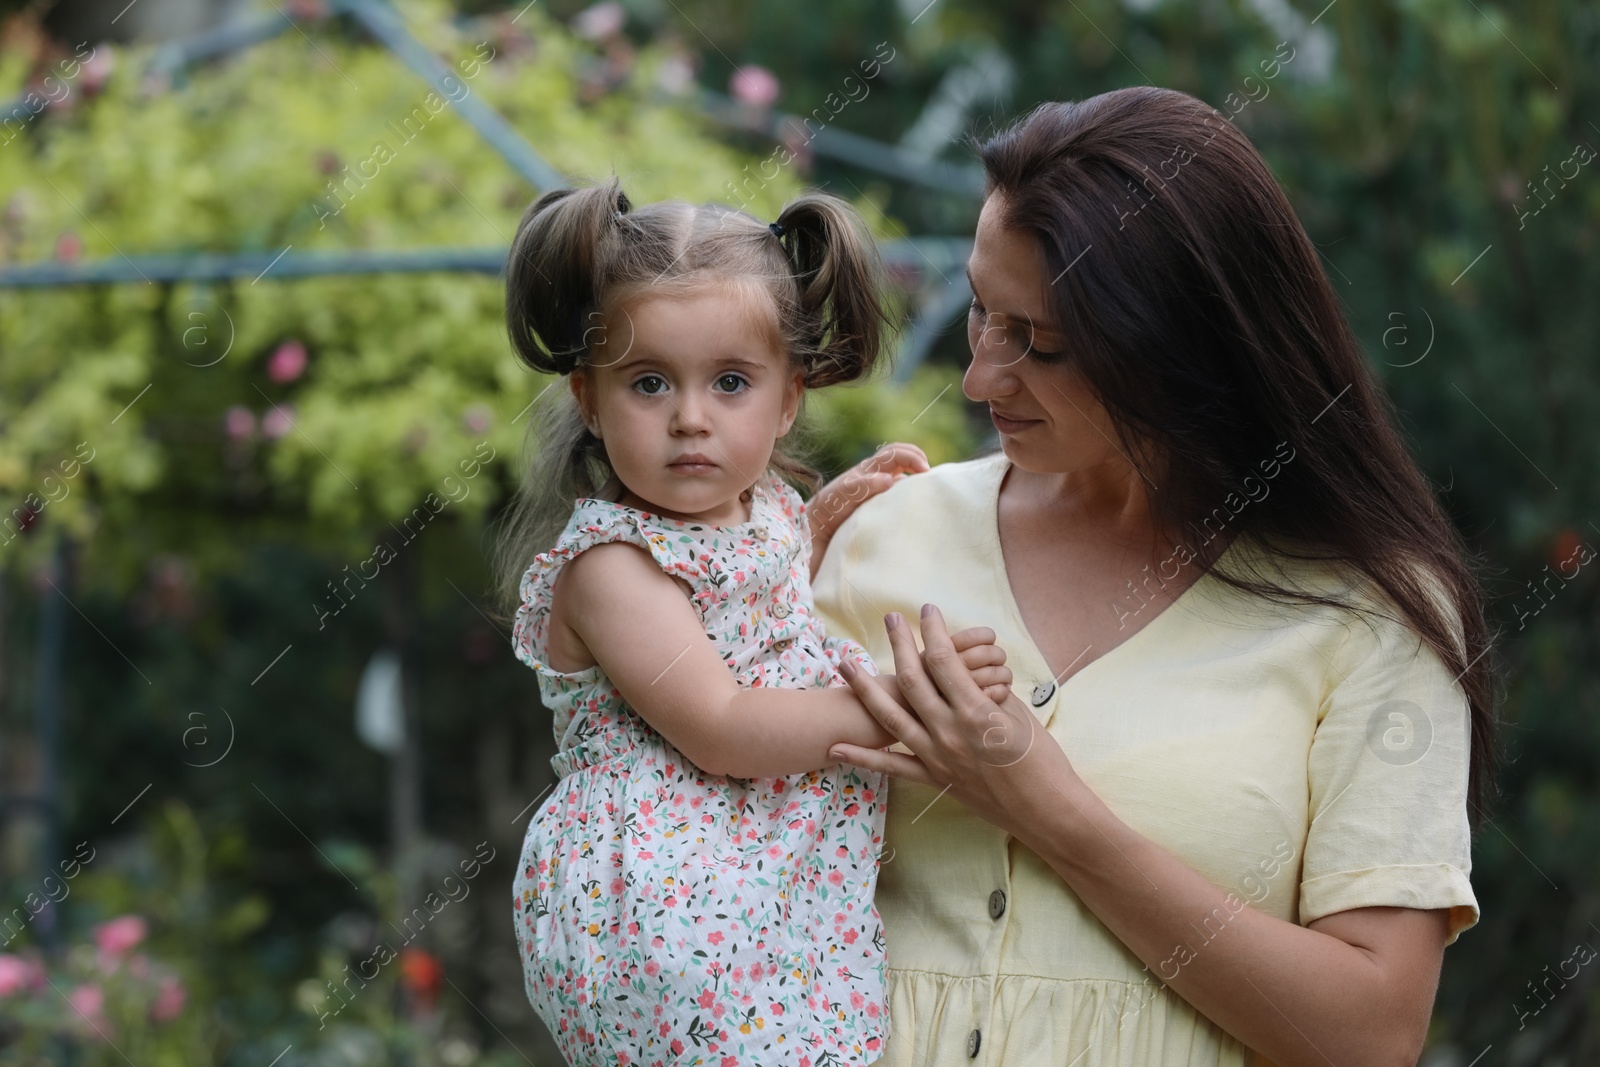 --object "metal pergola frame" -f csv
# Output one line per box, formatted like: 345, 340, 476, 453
0, 0, 978, 380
